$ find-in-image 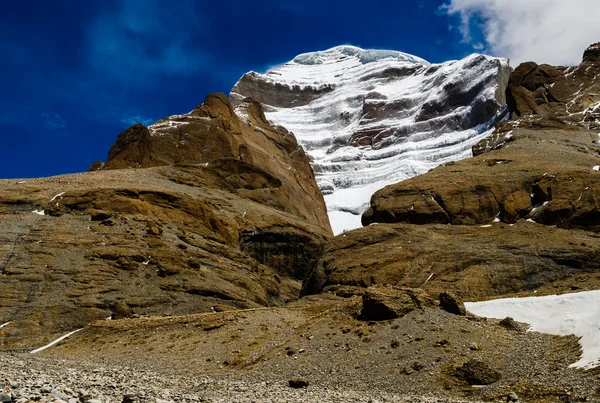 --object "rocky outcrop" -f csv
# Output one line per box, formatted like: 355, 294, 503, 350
302, 221, 600, 299
362, 127, 600, 230
503, 43, 600, 129
101, 93, 331, 233
232, 46, 510, 233
360, 286, 433, 321
0, 94, 331, 347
